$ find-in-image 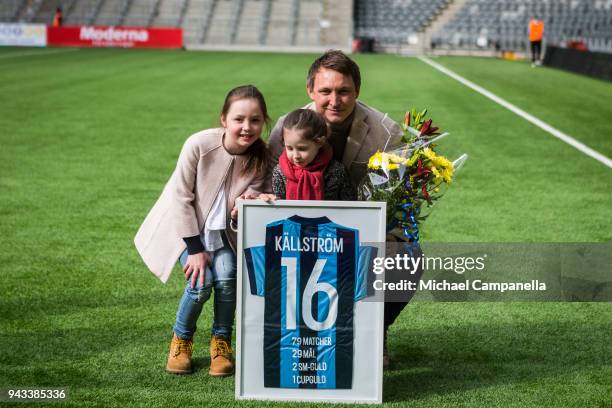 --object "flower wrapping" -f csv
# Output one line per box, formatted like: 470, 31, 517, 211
358, 109, 468, 242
